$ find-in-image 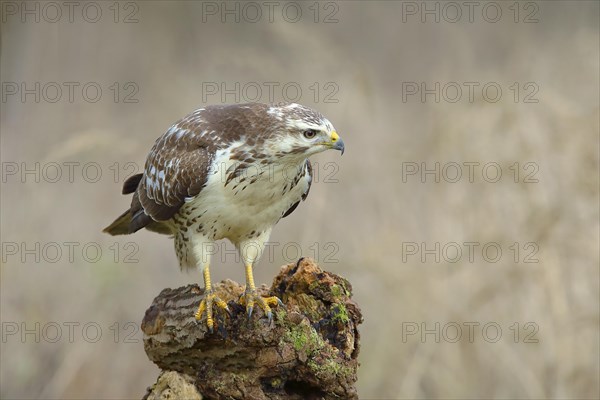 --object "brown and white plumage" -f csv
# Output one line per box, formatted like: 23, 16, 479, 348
103, 102, 344, 329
